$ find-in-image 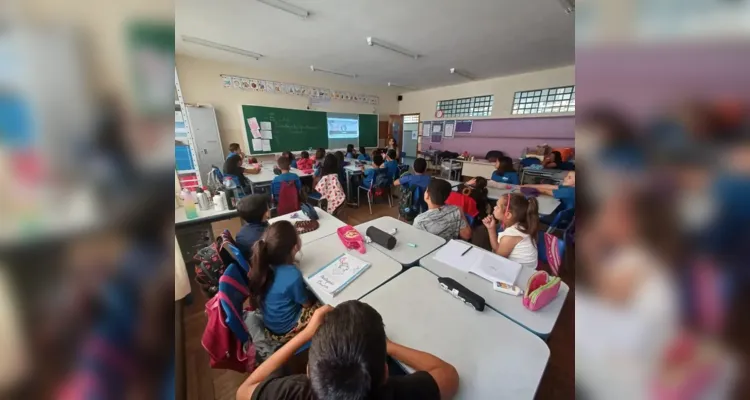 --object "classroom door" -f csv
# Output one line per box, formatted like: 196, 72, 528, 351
186, 105, 224, 183
388, 115, 403, 154
402, 114, 419, 157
